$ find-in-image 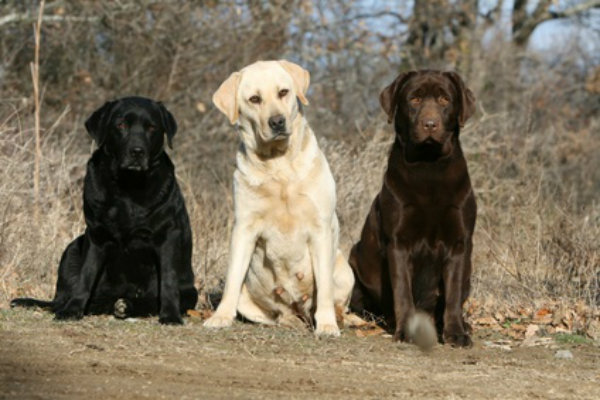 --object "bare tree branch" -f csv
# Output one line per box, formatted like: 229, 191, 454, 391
0, 13, 99, 28
513, 0, 600, 46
